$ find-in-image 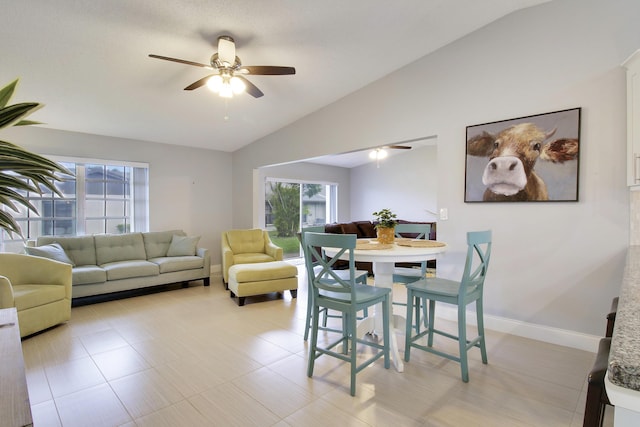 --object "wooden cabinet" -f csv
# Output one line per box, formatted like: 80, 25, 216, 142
0, 308, 33, 427
624, 50, 640, 187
